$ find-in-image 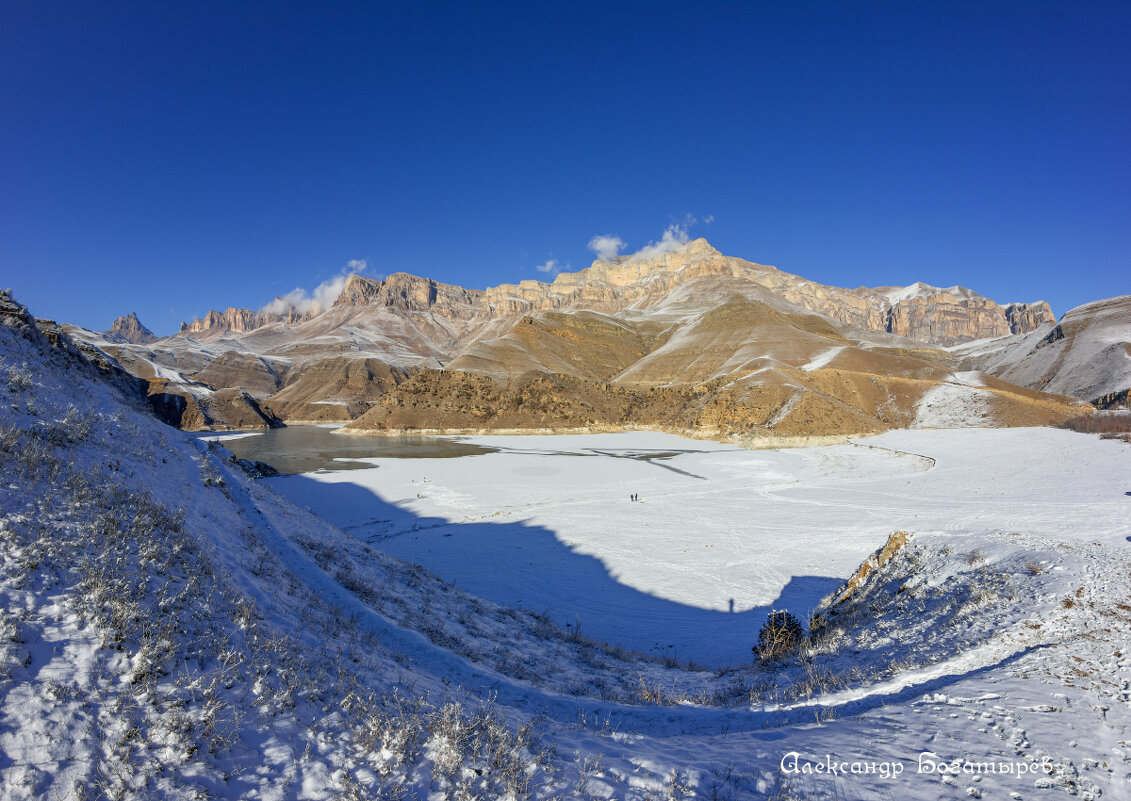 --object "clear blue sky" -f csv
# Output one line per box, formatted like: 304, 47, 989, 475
2, 1, 1128, 335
